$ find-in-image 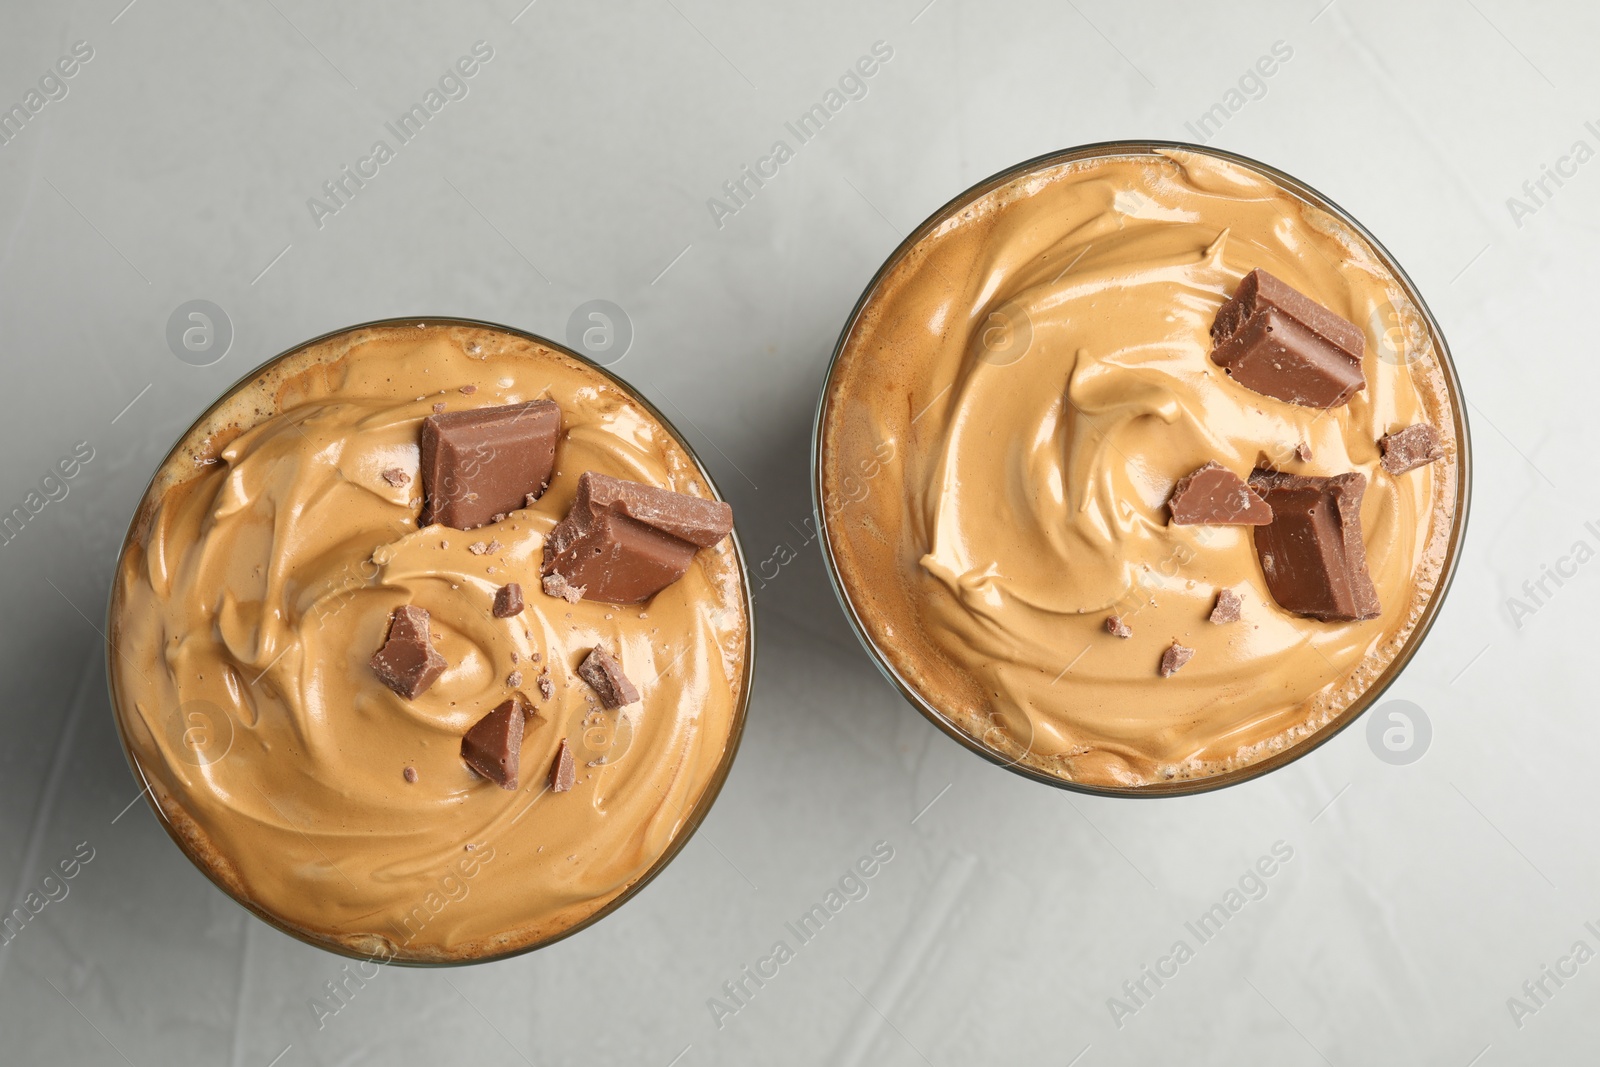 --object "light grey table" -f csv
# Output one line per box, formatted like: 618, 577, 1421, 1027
1, 1, 1593, 1063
